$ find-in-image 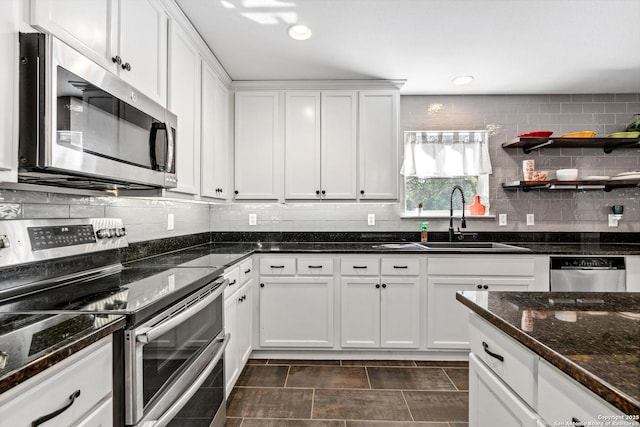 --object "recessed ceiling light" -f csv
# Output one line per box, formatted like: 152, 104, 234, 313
451, 75, 474, 86
288, 24, 312, 40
